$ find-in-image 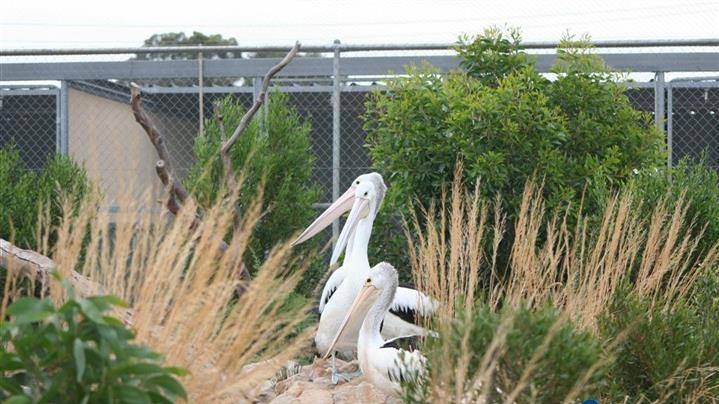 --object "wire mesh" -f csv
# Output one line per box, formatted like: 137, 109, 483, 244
0, 88, 58, 170
1, 51, 718, 207
670, 81, 719, 167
